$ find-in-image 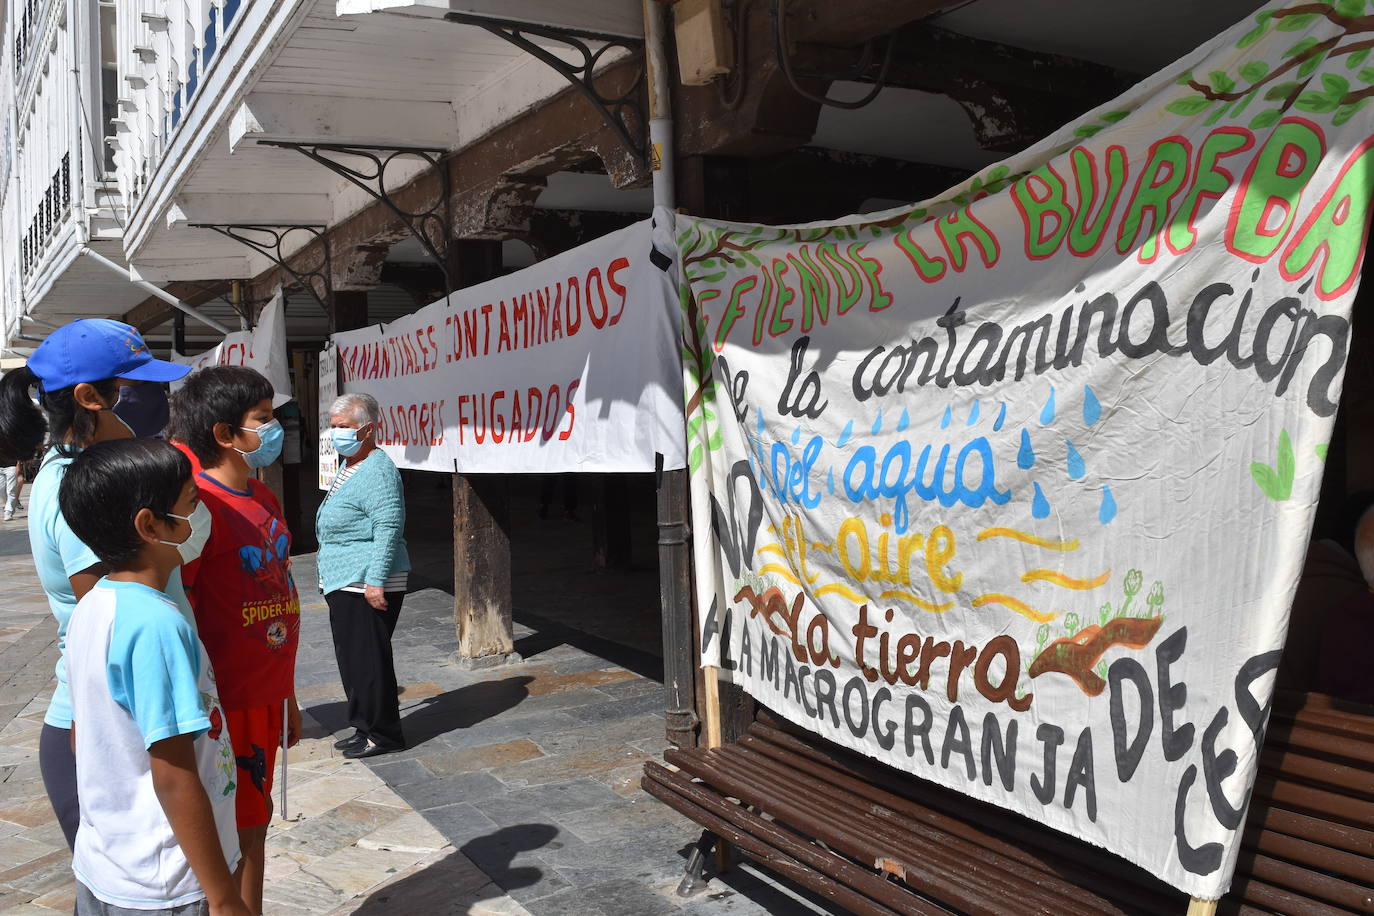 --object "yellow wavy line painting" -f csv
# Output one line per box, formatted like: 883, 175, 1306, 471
972, 593, 1057, 623
1021, 568, 1112, 590
977, 527, 1079, 551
